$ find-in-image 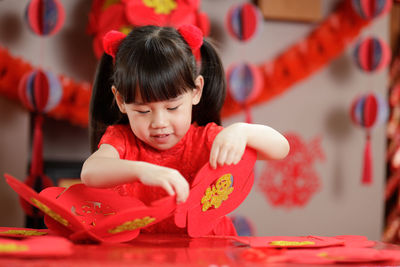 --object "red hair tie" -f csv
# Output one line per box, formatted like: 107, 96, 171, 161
102, 30, 127, 60
178, 24, 203, 60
